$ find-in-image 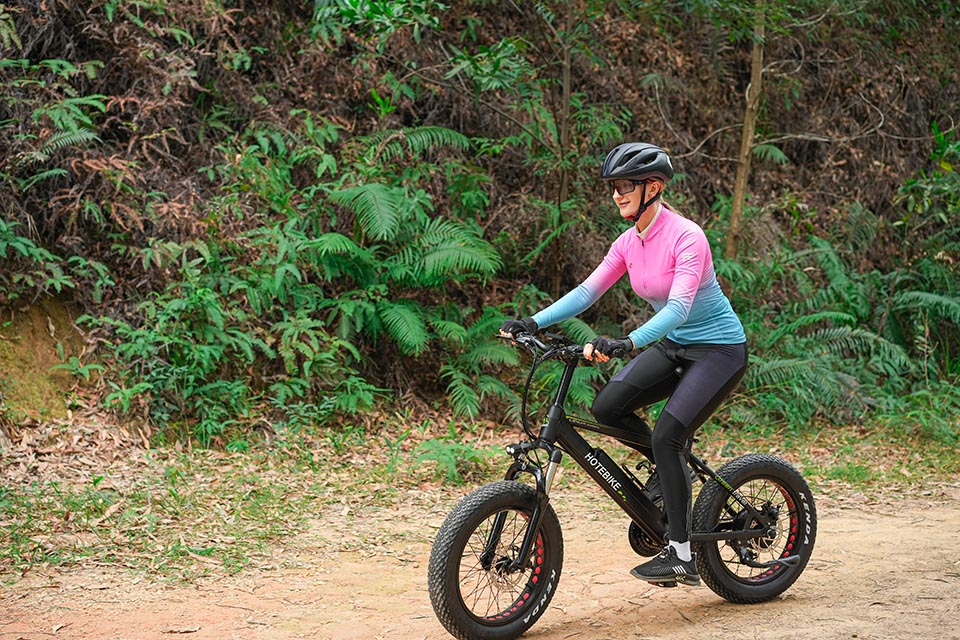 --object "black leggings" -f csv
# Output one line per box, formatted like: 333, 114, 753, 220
591, 339, 748, 543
